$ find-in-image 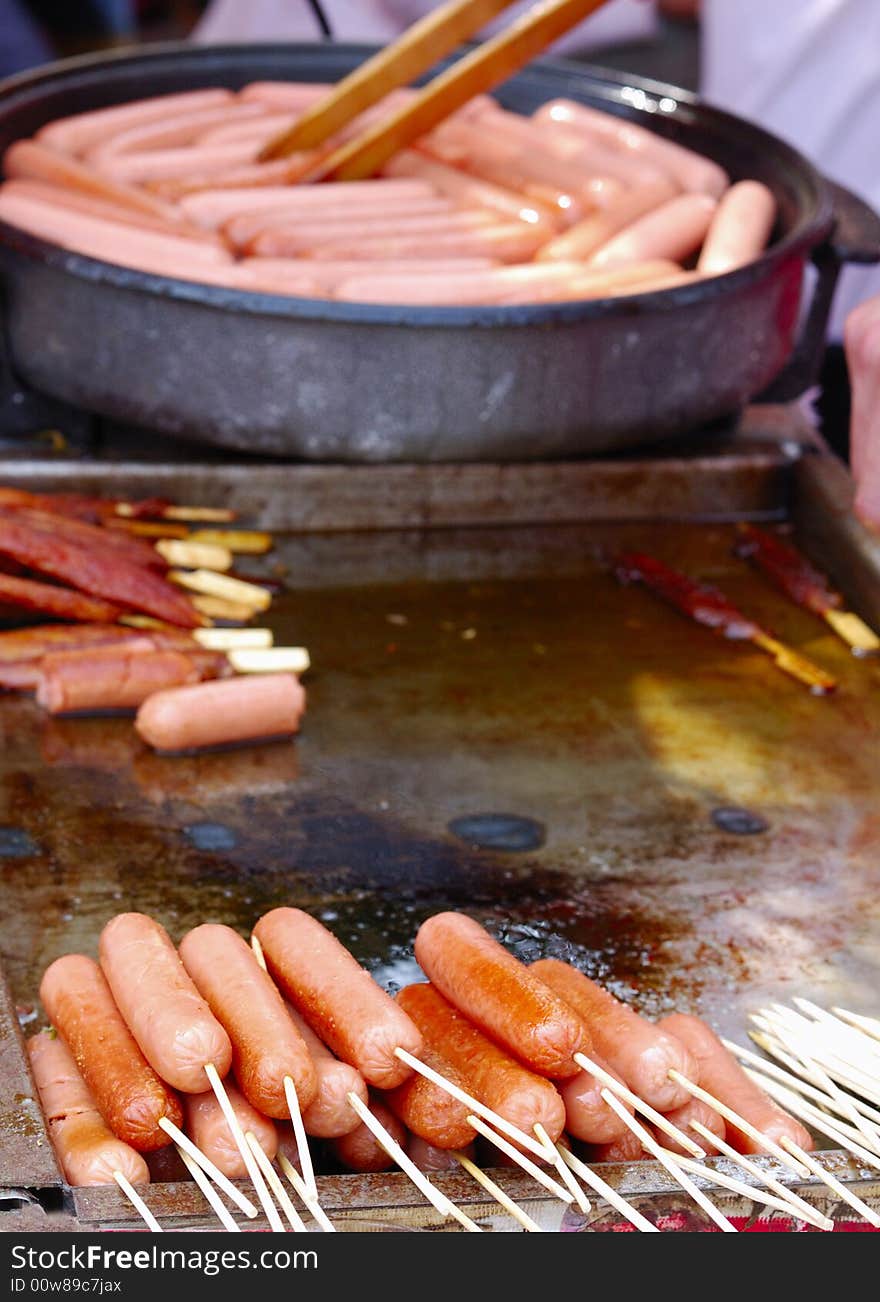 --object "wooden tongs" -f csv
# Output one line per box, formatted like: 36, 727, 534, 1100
261, 0, 610, 180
